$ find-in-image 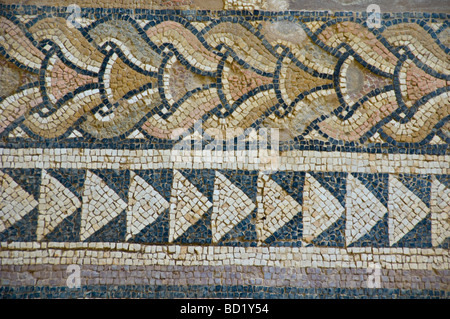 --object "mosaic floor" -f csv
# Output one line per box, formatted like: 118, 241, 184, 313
0, 1, 449, 299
